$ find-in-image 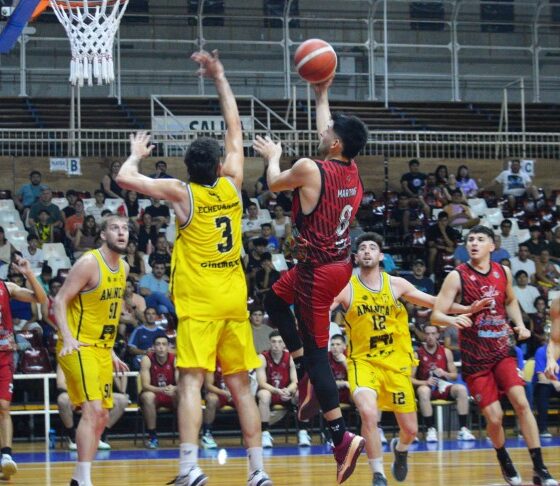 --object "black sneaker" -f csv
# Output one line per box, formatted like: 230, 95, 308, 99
69, 481, 79, 486
533, 467, 559, 486
499, 459, 522, 486
390, 437, 408, 482
373, 472, 388, 486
